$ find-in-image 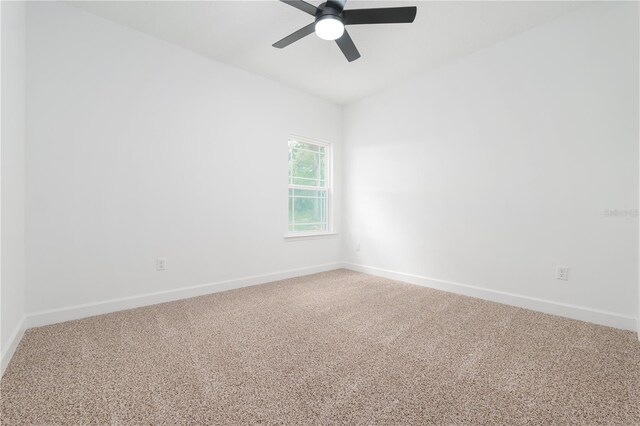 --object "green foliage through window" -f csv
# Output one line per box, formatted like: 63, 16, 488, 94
288, 138, 329, 233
